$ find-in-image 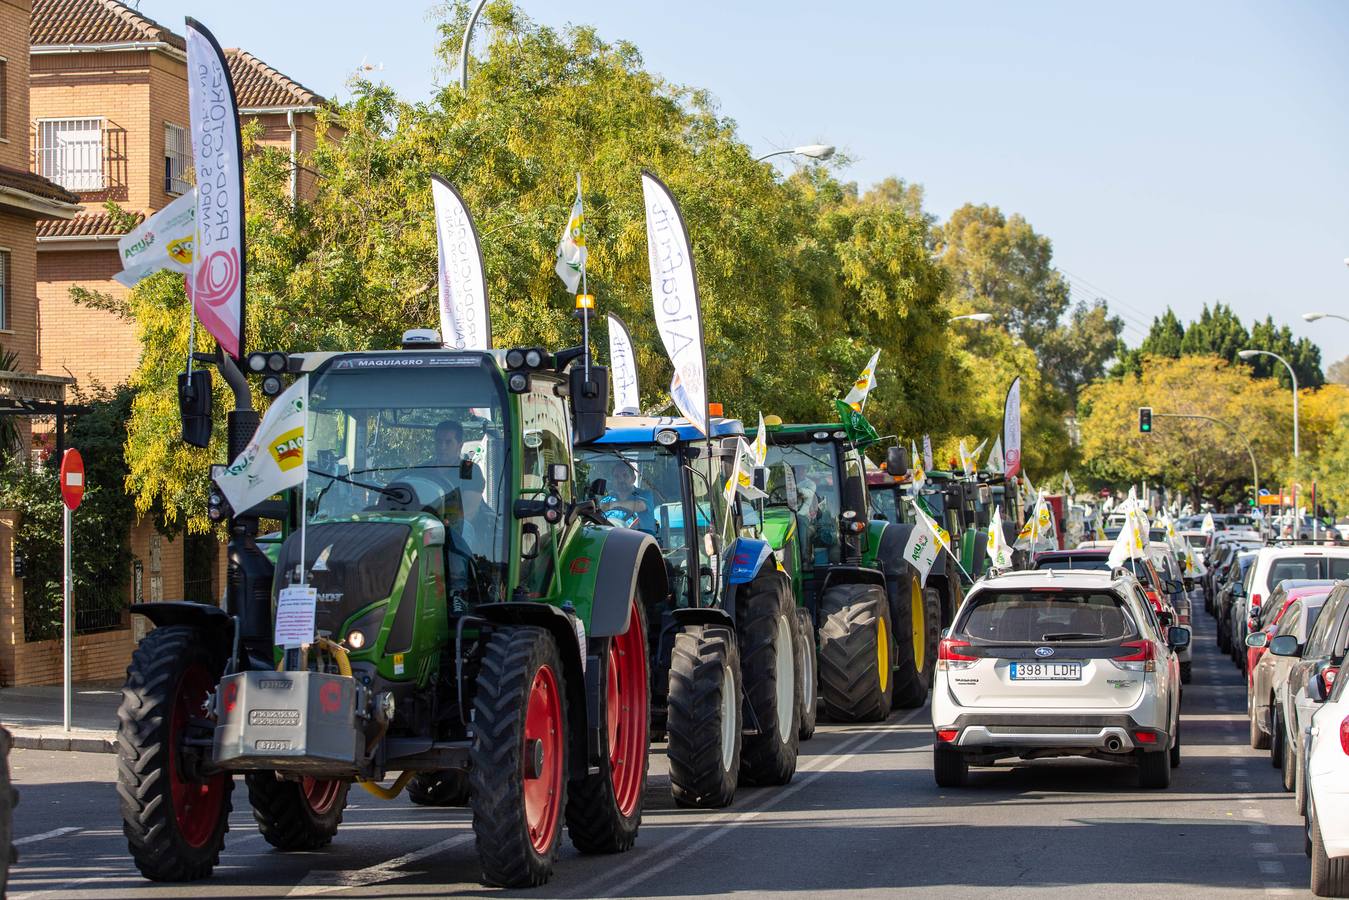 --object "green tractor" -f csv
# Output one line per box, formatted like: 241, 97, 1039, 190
116, 335, 667, 888
750, 418, 935, 719
575, 414, 805, 809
